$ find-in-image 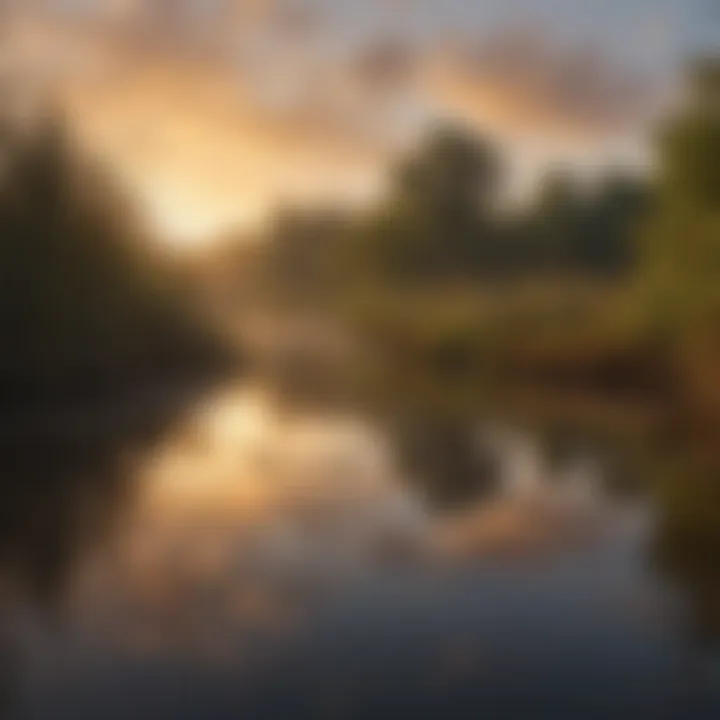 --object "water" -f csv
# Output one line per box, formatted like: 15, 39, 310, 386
0, 382, 718, 719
